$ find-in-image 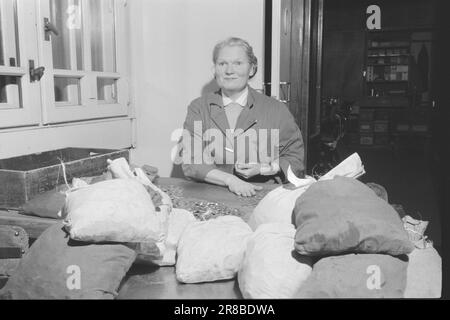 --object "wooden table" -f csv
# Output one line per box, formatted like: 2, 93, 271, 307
0, 177, 278, 299
0, 178, 276, 239
118, 177, 277, 299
